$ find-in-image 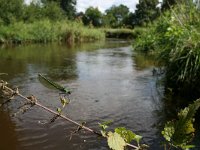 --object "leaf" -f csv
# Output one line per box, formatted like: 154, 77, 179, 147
107, 132, 126, 150
100, 130, 107, 137
162, 121, 175, 142
162, 99, 200, 149
60, 97, 69, 108
98, 120, 113, 130
115, 127, 136, 143
57, 107, 62, 114
134, 135, 142, 145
